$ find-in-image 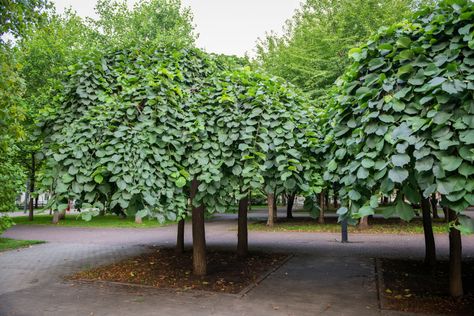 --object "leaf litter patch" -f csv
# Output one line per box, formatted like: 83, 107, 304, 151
69, 248, 288, 294
381, 259, 474, 315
